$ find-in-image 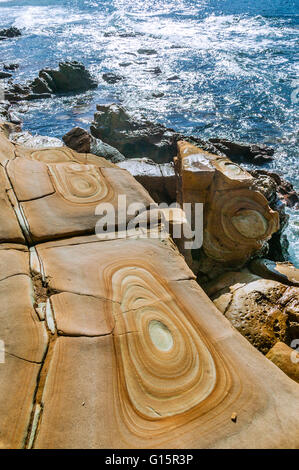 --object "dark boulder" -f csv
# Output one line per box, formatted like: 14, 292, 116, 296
0, 71, 12, 79
209, 138, 274, 164
0, 27, 21, 39
5, 61, 97, 102
250, 169, 299, 209
90, 103, 221, 163
3, 63, 19, 71
62, 127, 91, 153
31, 61, 98, 93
